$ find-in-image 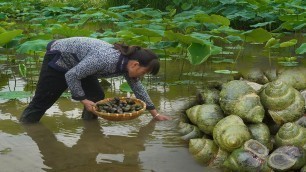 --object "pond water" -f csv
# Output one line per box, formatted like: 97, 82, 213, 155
0, 43, 303, 171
